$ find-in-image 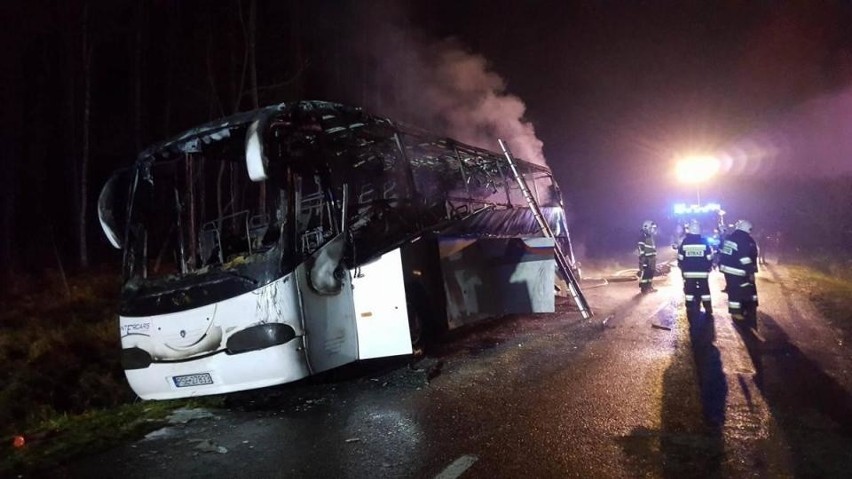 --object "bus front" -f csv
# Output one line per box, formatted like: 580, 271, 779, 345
97, 107, 359, 399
